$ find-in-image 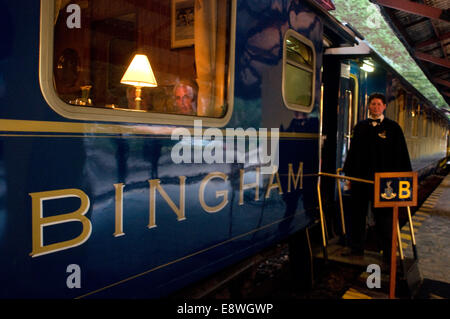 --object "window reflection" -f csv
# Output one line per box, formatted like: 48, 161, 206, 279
53, 0, 230, 118
283, 32, 315, 110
